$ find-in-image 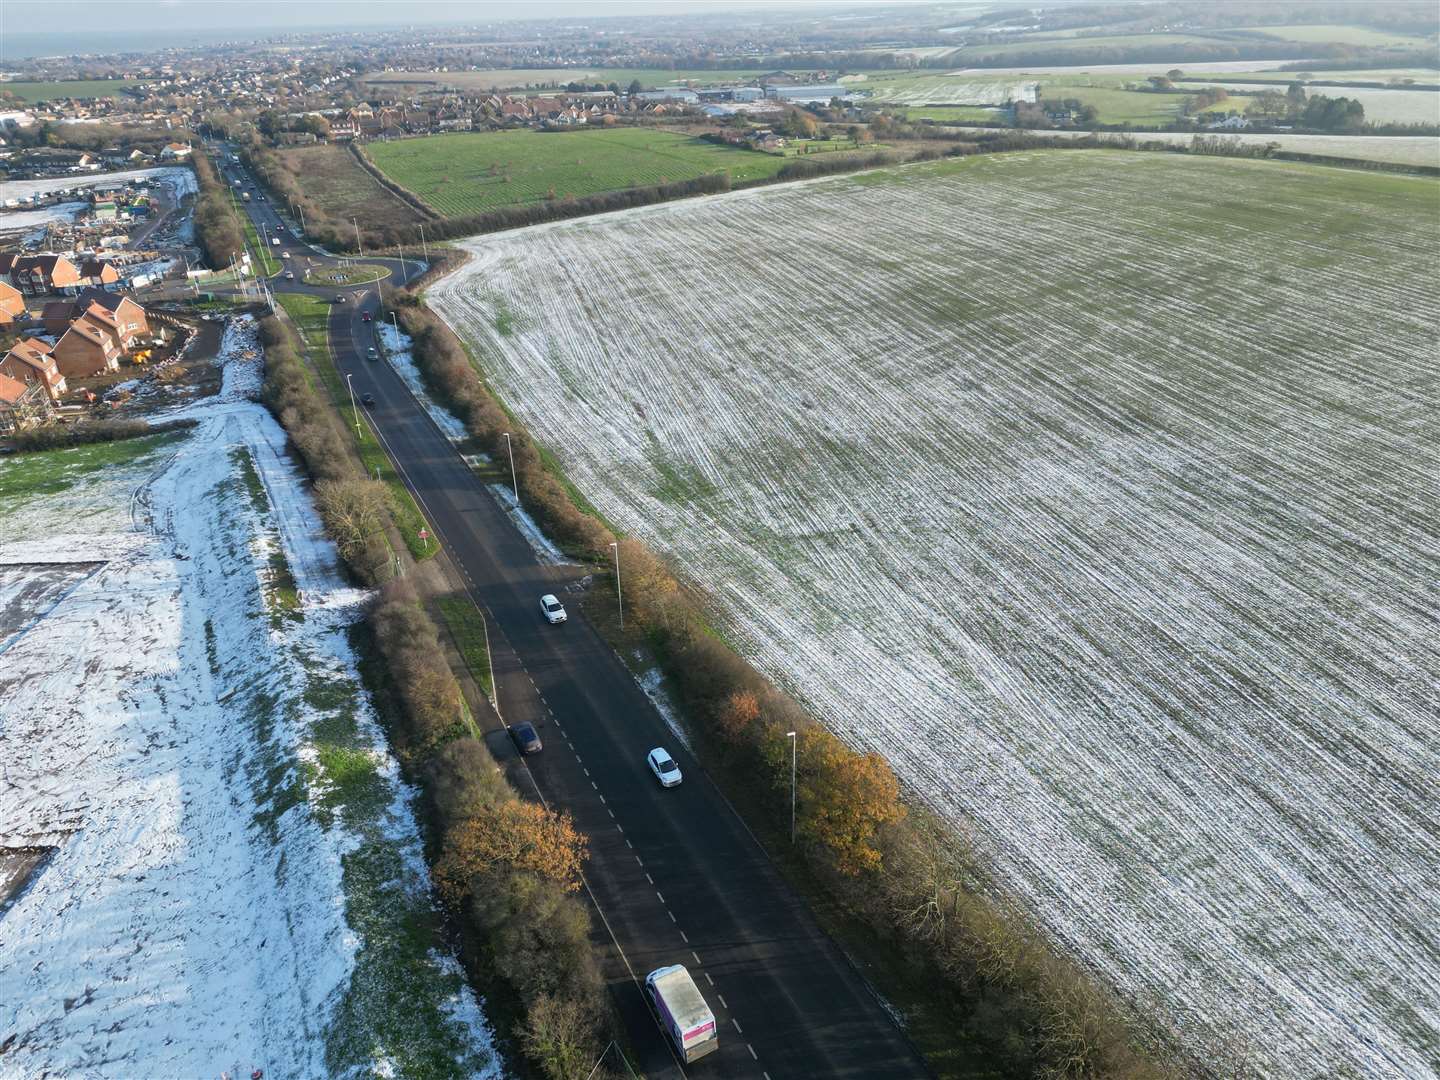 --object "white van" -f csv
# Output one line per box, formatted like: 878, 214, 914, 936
646, 965, 718, 1063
